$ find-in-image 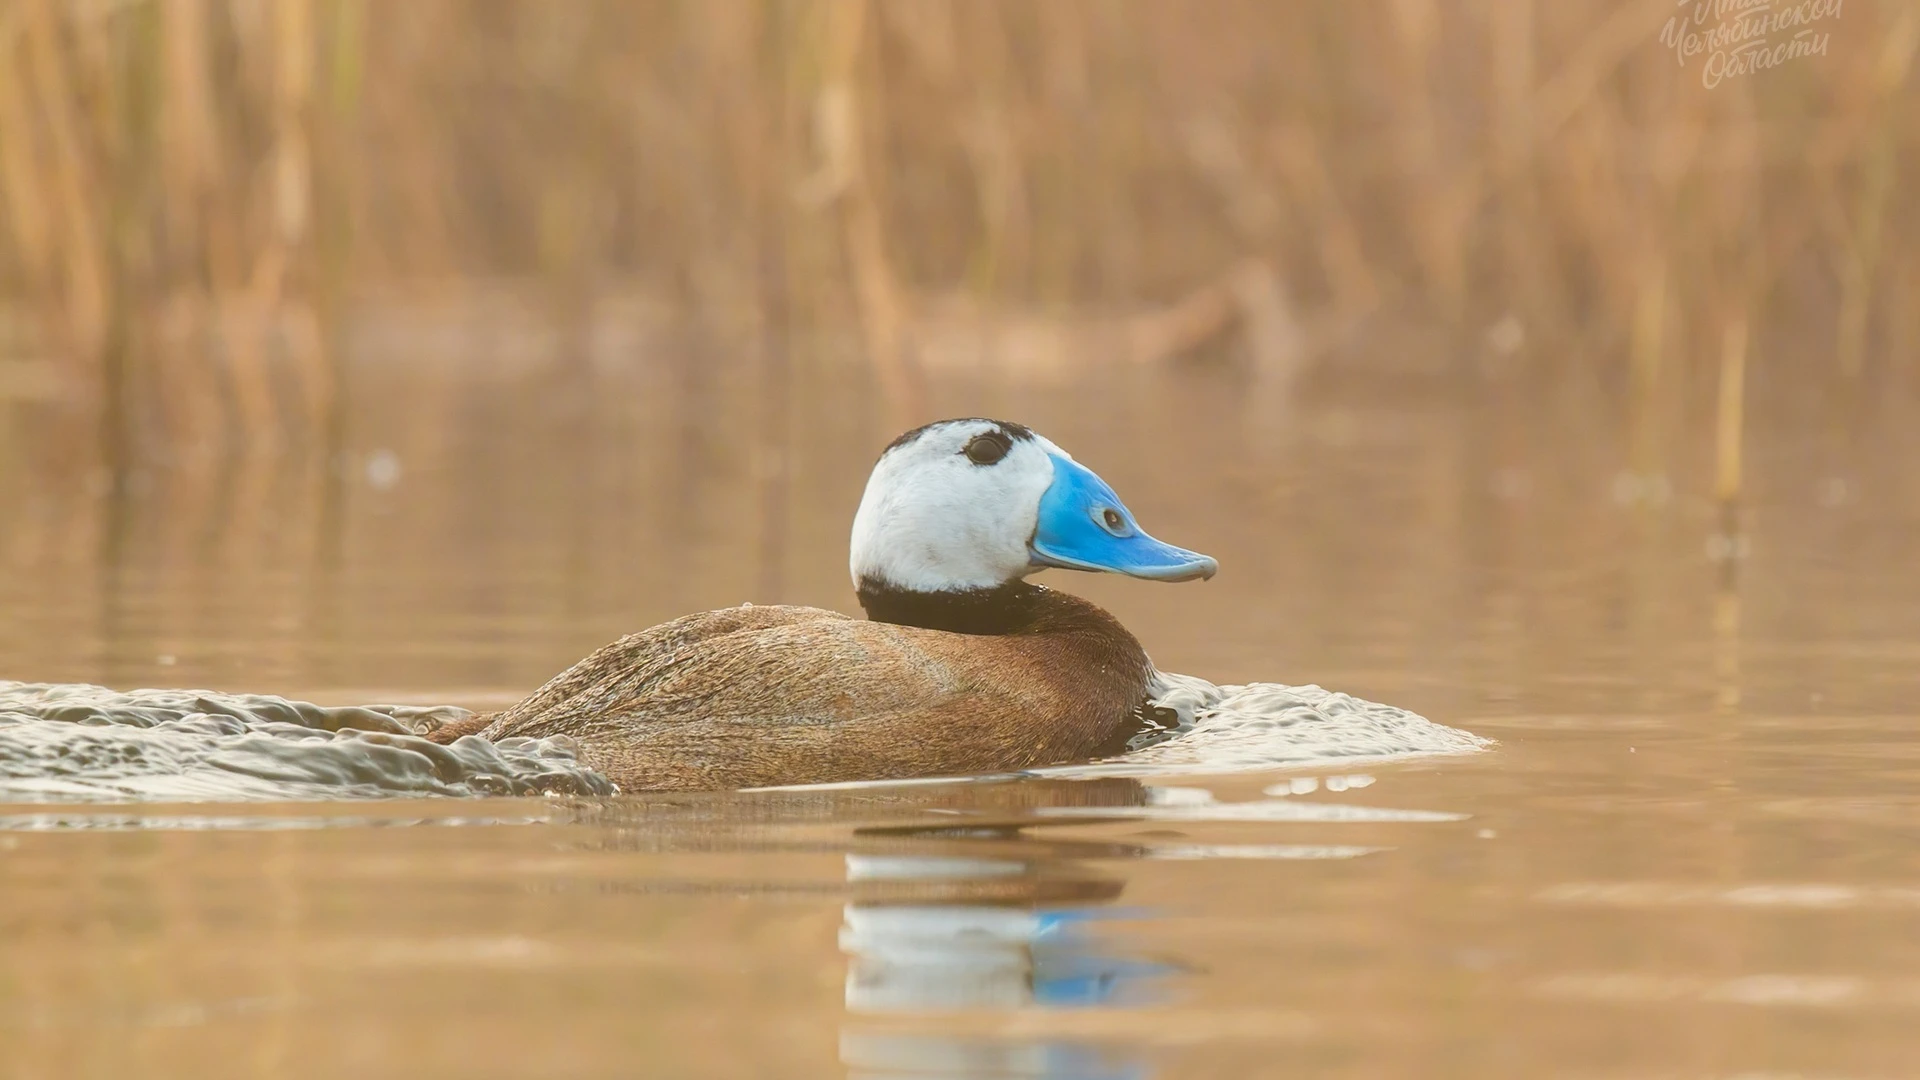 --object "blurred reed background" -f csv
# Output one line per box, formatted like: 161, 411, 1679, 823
1, 0, 1914, 451
0, 0, 1918, 697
